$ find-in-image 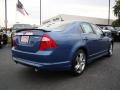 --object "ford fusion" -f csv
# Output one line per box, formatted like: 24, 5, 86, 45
12, 21, 113, 75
